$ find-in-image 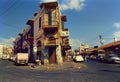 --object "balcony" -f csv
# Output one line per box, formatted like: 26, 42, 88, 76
42, 21, 59, 29
61, 39, 71, 50
61, 42, 69, 46
61, 38, 69, 46
44, 37, 58, 46
60, 31, 69, 37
